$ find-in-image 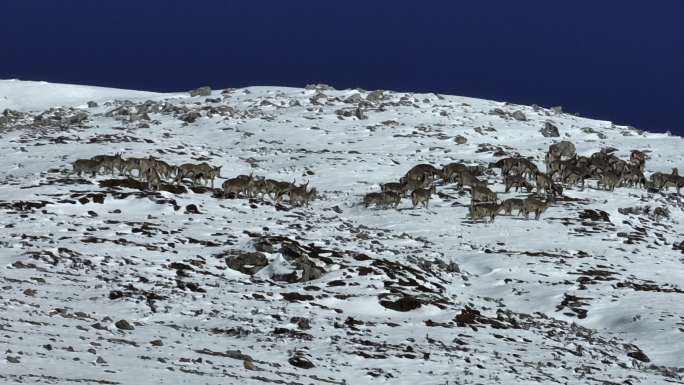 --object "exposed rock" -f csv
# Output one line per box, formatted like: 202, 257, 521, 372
190, 86, 212, 97
579, 209, 611, 222
366, 90, 385, 103
379, 295, 421, 312
540, 121, 560, 137
454, 135, 468, 145
281, 292, 314, 302
511, 110, 527, 121
179, 111, 202, 123
288, 354, 315, 369
184, 204, 200, 214
115, 319, 135, 331
225, 251, 268, 275
627, 349, 650, 363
